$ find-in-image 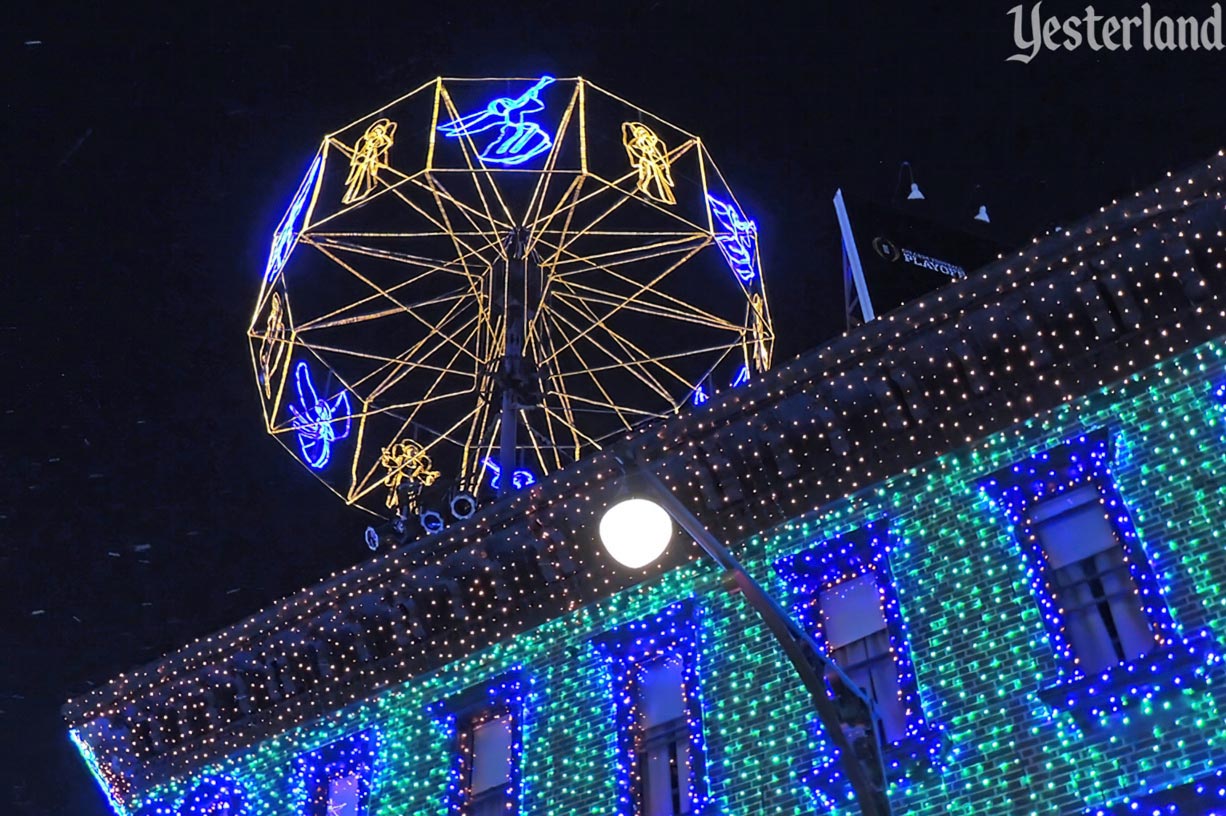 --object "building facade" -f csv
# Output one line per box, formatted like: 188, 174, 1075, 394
67, 152, 1226, 815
